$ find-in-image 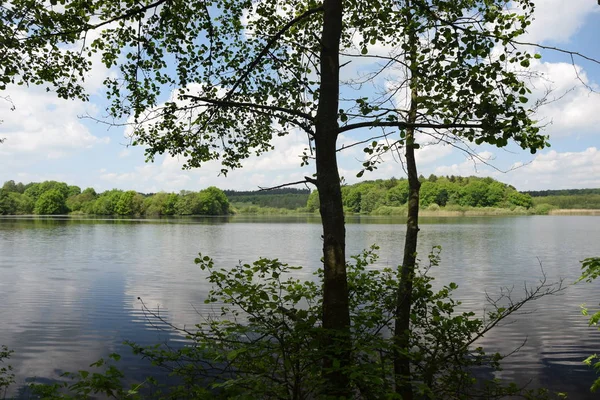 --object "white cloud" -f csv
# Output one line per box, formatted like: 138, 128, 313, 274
433, 148, 600, 191
0, 86, 110, 163
97, 128, 315, 192
433, 151, 497, 178
517, 0, 599, 44
503, 147, 600, 190
525, 59, 600, 138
